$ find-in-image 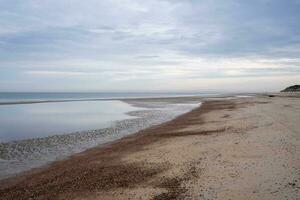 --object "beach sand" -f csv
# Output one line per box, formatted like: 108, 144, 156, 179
0, 94, 299, 199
